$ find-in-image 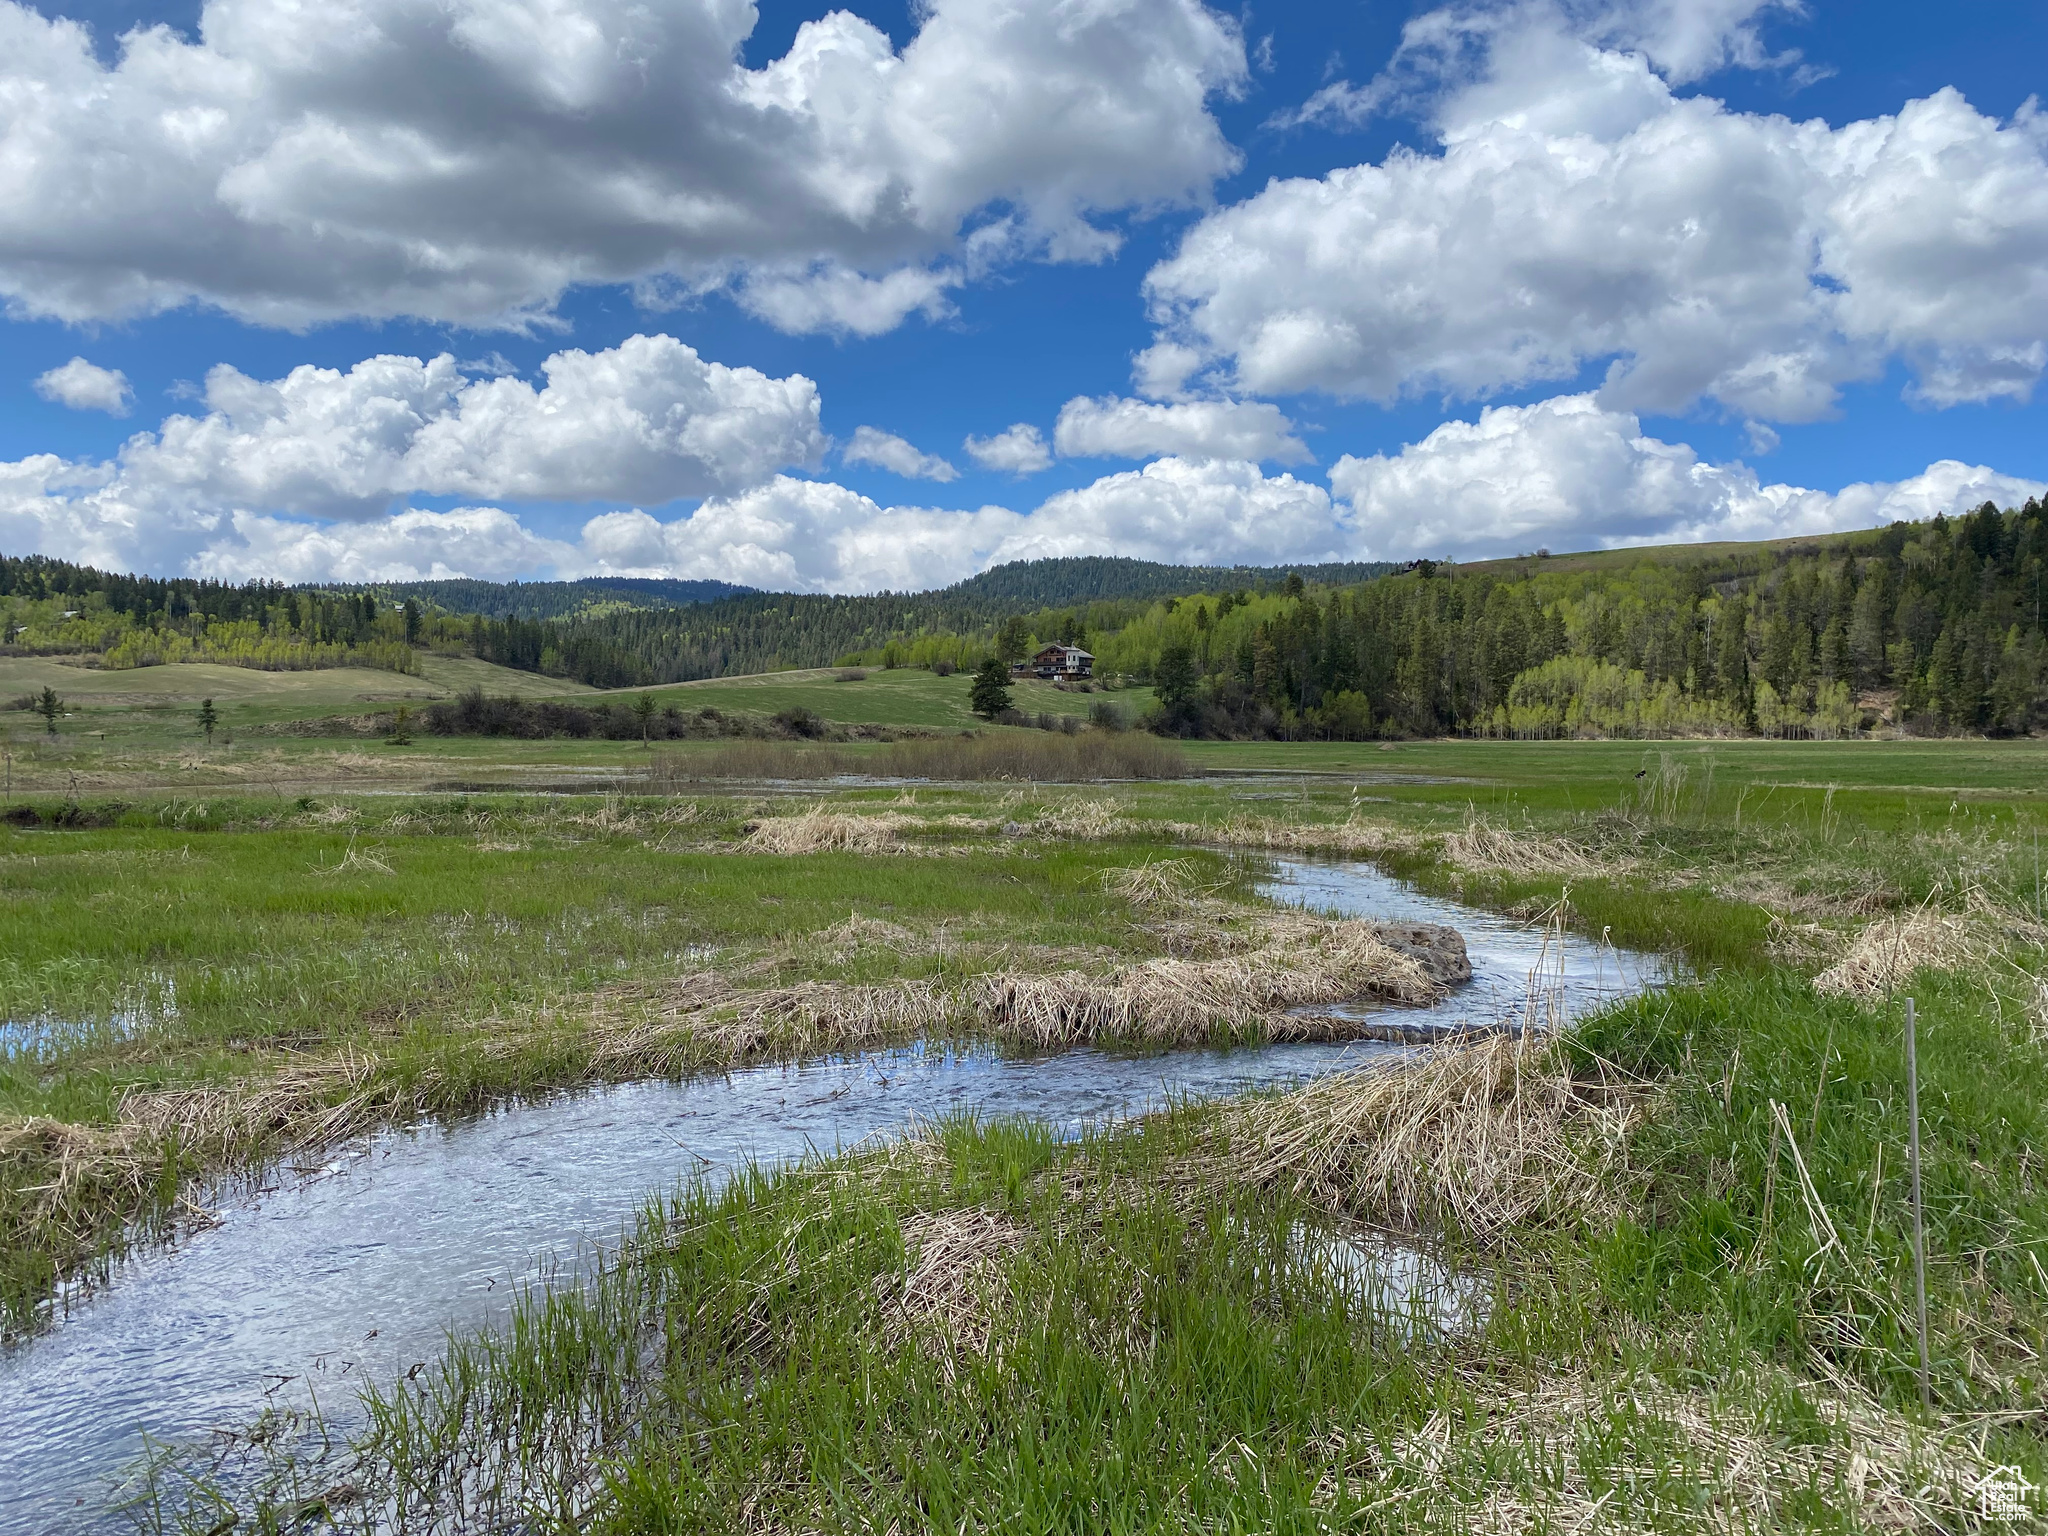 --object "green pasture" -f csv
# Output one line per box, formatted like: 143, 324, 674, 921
0, 652, 592, 750
0, 813, 1150, 1106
